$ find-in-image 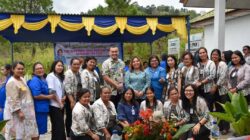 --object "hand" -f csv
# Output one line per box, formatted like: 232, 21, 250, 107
18, 111, 25, 121
105, 132, 111, 140
195, 82, 202, 87
70, 101, 76, 110
230, 88, 237, 93
116, 83, 123, 91
192, 123, 201, 135
159, 78, 165, 84
49, 94, 57, 100
91, 134, 100, 140
61, 96, 66, 105
210, 86, 217, 94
